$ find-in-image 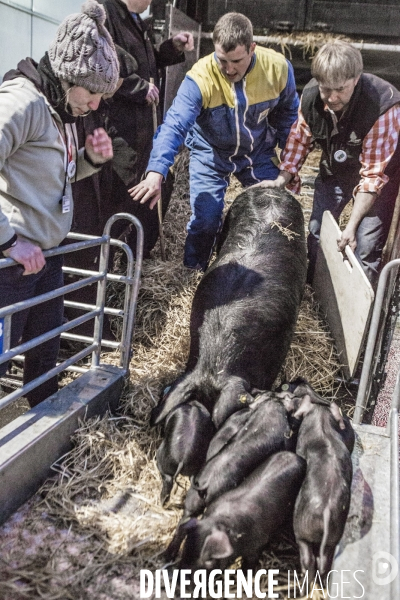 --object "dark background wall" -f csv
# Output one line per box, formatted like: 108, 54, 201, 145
154, 0, 400, 90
